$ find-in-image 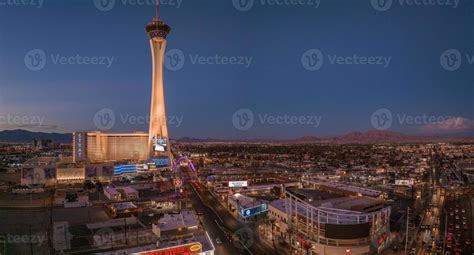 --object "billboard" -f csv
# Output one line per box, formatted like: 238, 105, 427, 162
324, 223, 370, 239
239, 203, 268, 218
132, 242, 202, 255
152, 157, 169, 168
152, 137, 168, 152
395, 179, 414, 186
113, 164, 138, 175
229, 181, 248, 188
